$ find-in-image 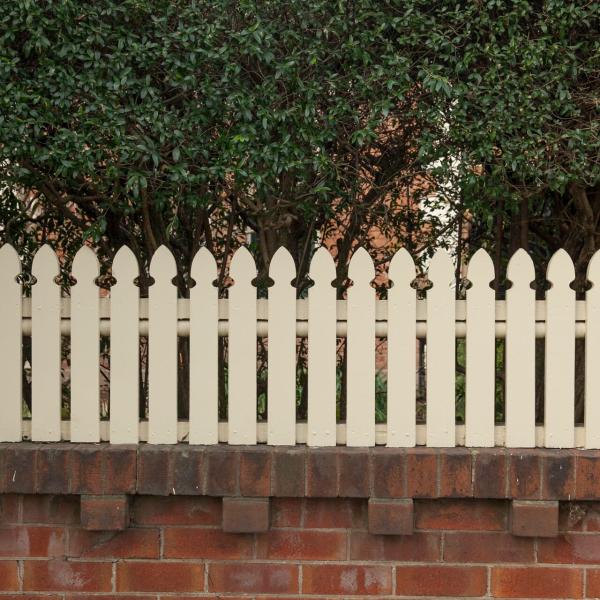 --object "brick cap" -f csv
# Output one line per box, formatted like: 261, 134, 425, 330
511, 500, 559, 538
222, 497, 270, 533
80, 494, 130, 531
368, 498, 414, 535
